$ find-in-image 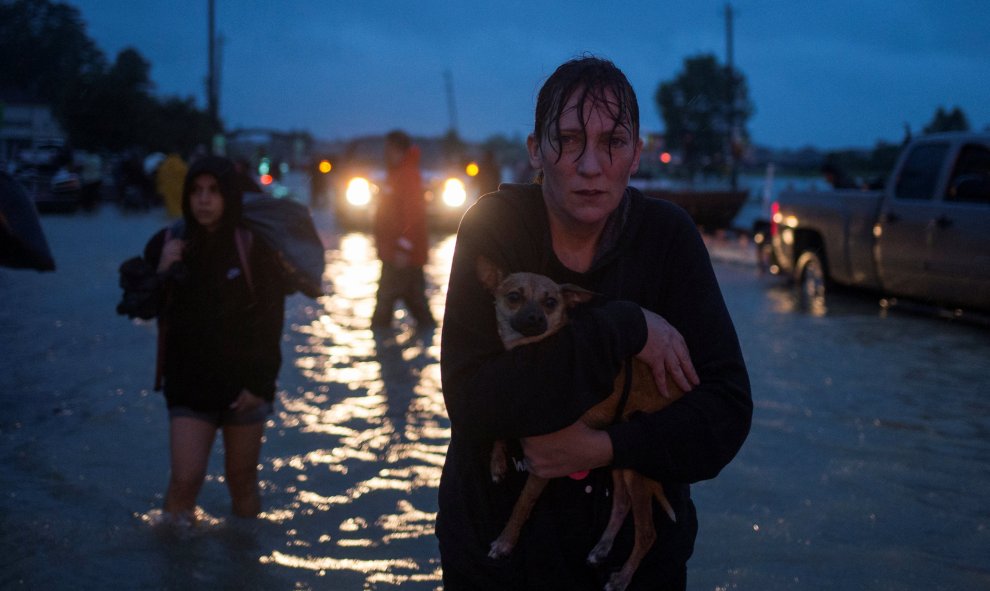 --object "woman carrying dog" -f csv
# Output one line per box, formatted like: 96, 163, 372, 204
136, 155, 288, 524
438, 56, 752, 590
